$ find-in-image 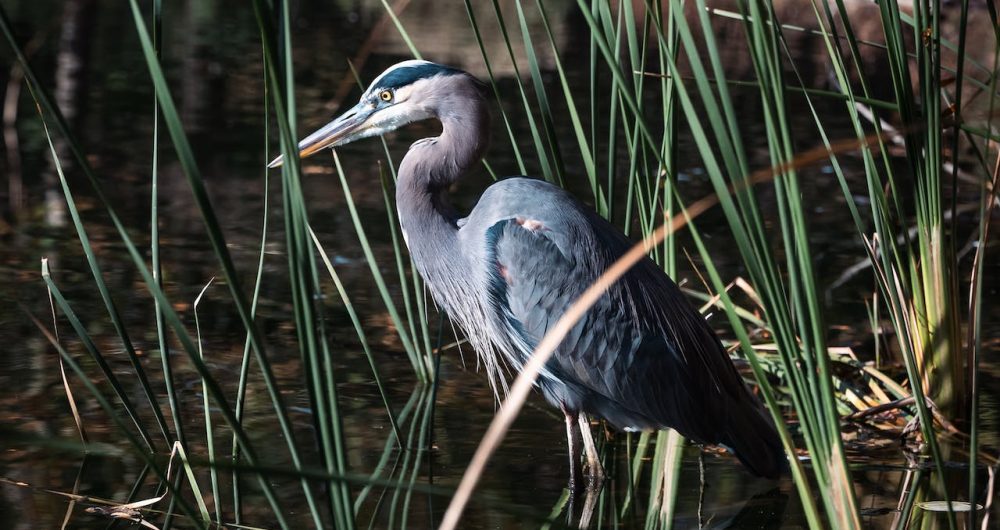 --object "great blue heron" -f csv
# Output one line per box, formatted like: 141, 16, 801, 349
270, 60, 786, 484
